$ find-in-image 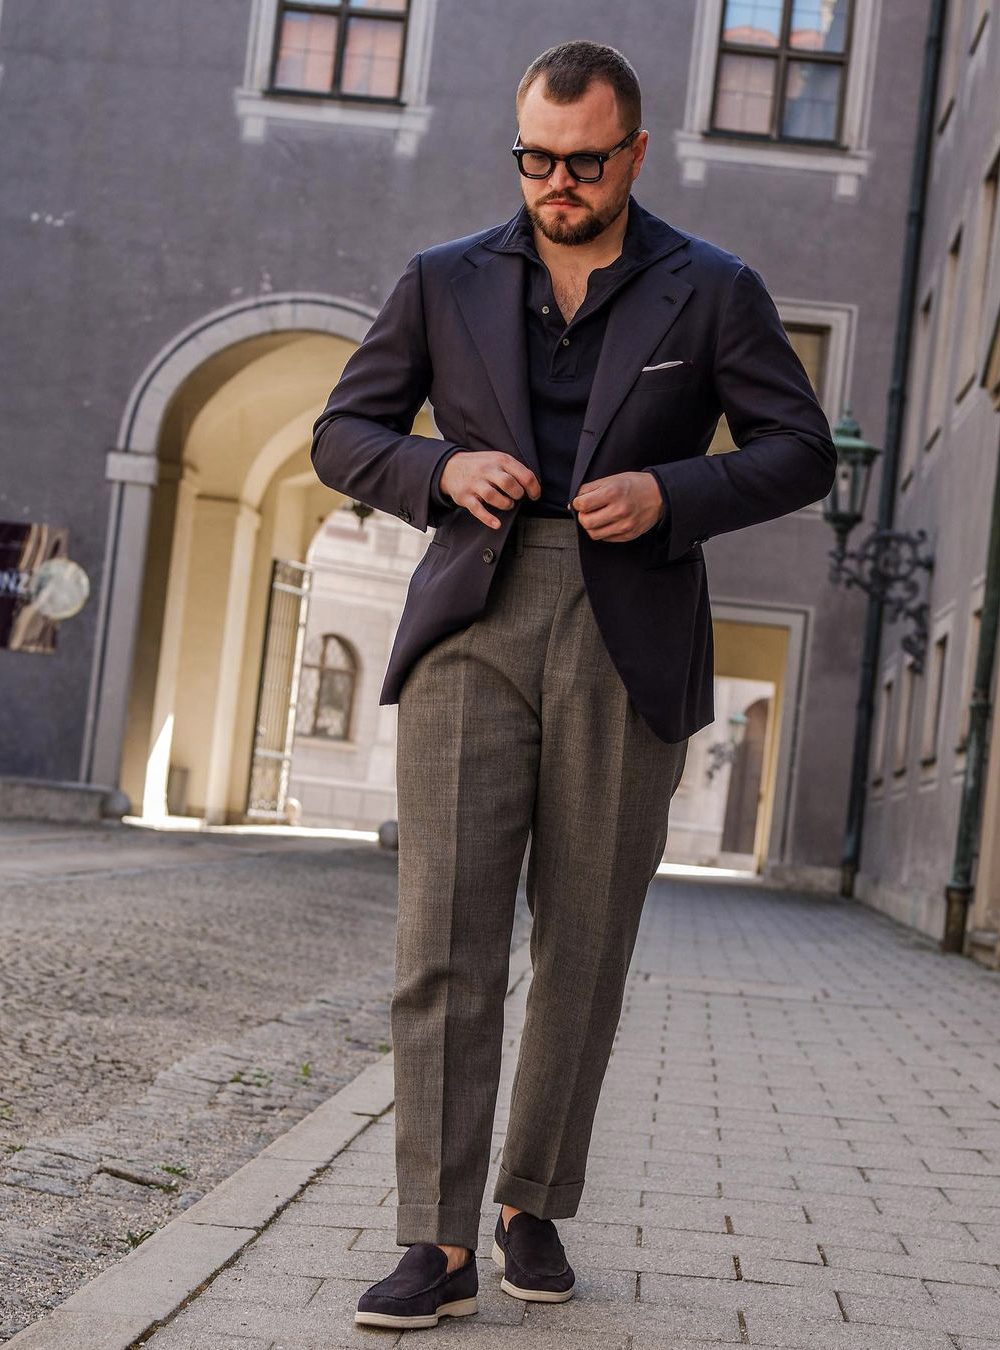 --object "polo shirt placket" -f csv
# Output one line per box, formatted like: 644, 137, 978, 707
429, 198, 673, 538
